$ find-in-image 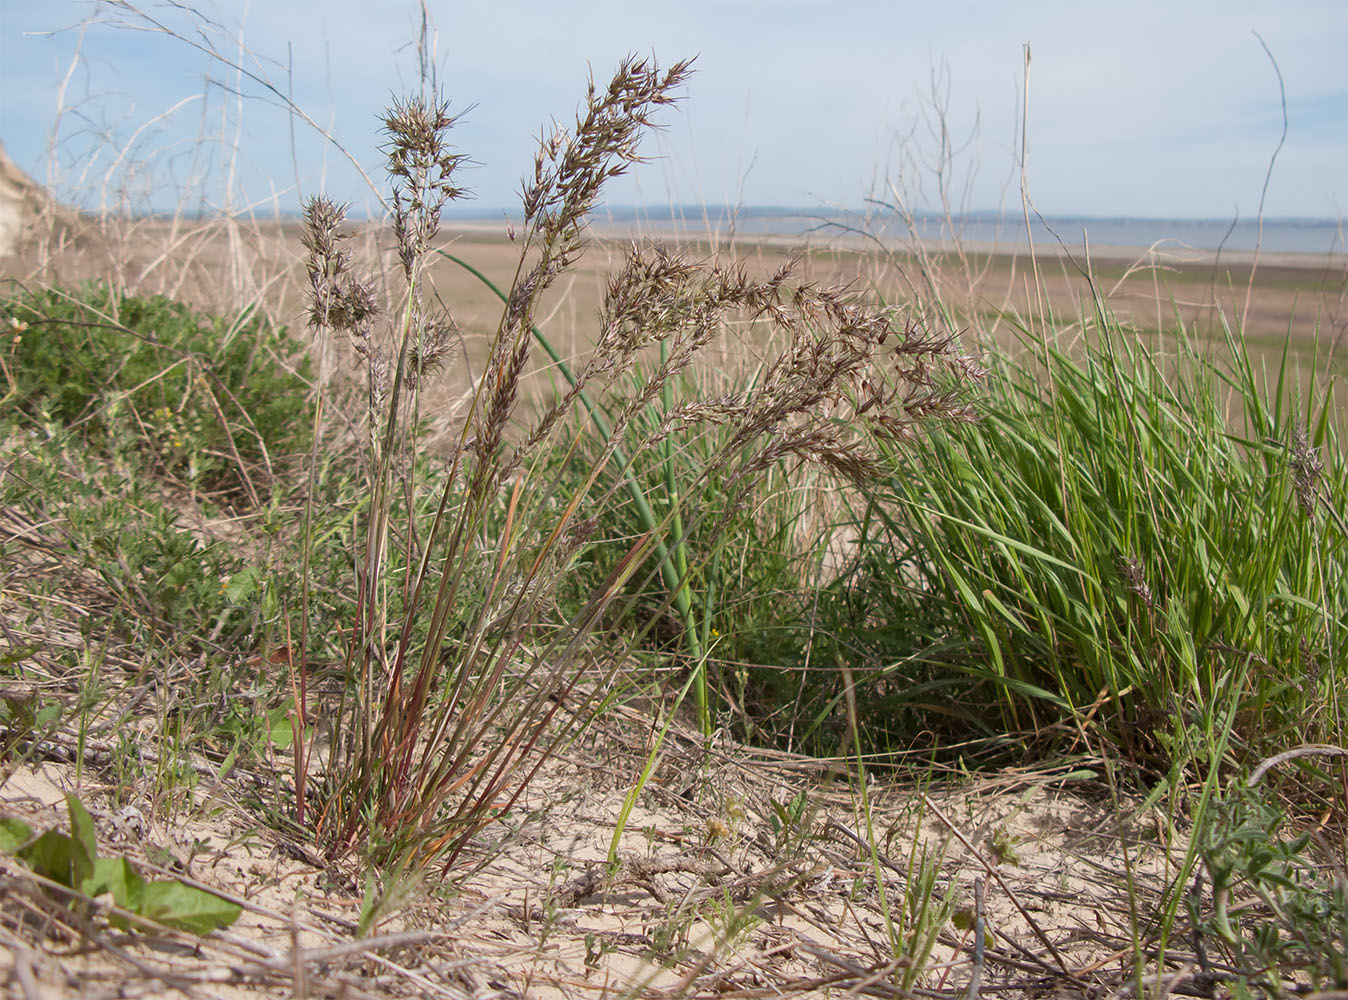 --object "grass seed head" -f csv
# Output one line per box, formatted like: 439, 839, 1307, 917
406, 316, 457, 390
383, 94, 468, 280
1118, 554, 1155, 609
1289, 424, 1324, 520
300, 195, 378, 338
